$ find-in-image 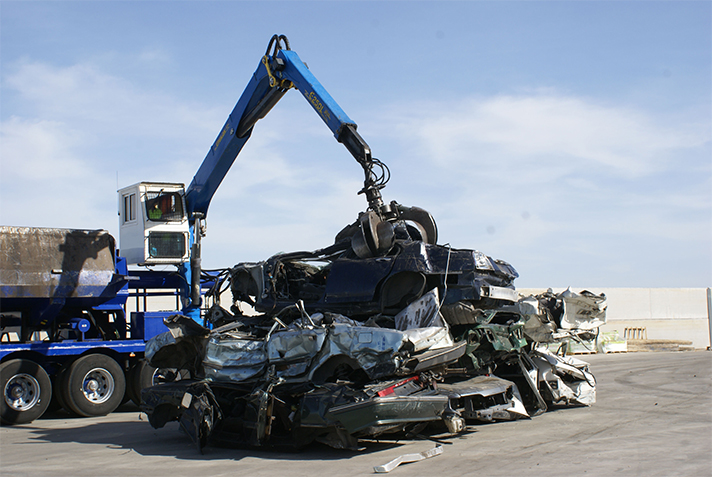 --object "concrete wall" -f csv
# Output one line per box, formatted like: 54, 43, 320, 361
519, 287, 712, 349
